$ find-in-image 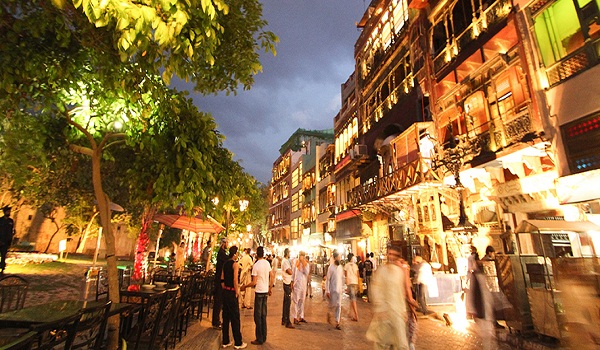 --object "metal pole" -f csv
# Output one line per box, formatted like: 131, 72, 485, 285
154, 226, 164, 267
92, 227, 103, 267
